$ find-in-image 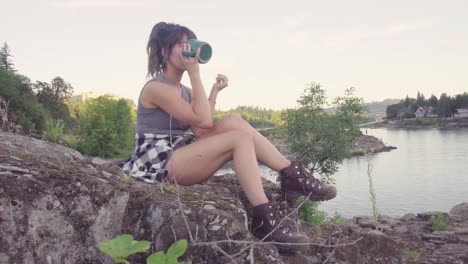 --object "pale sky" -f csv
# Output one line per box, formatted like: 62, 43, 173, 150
2, 0, 467, 110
